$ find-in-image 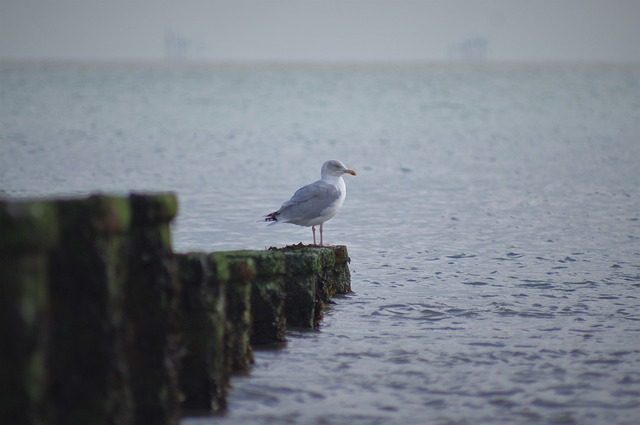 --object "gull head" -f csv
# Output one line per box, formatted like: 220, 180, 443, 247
321, 159, 357, 179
